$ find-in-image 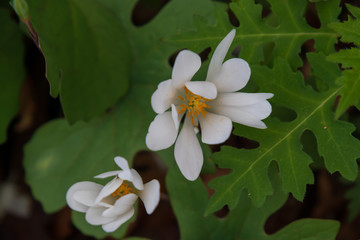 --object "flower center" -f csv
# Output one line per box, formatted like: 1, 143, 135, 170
111, 180, 138, 199
178, 87, 211, 124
